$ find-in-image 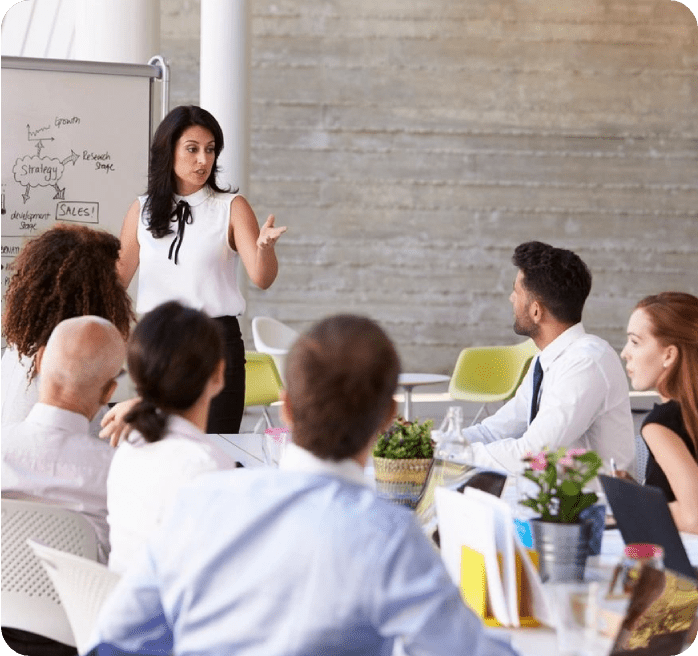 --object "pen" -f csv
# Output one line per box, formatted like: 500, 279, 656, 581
610, 458, 617, 476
